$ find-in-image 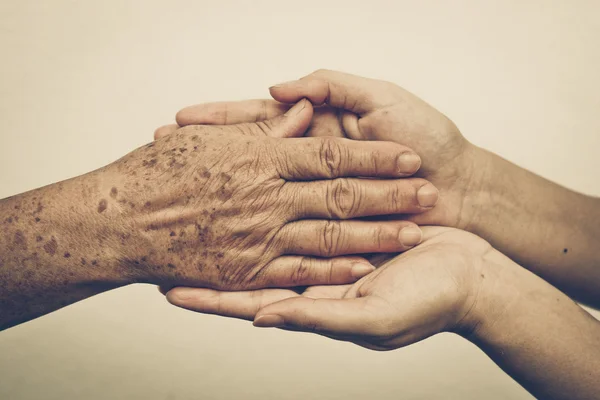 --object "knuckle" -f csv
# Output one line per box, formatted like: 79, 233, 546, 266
389, 184, 409, 210
290, 257, 315, 285
372, 225, 385, 249
327, 179, 360, 219
320, 221, 343, 257
318, 138, 344, 177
